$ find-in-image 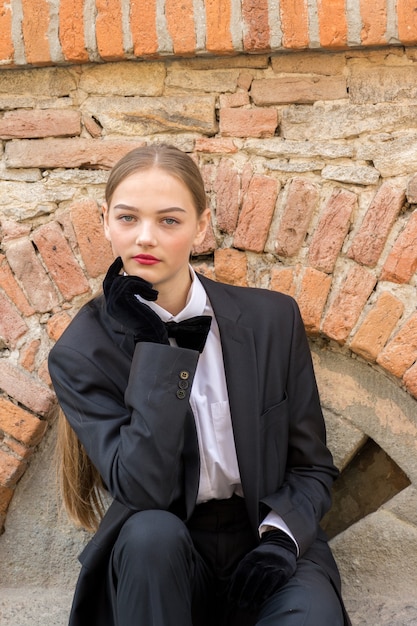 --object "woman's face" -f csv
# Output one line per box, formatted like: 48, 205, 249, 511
103, 167, 210, 300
